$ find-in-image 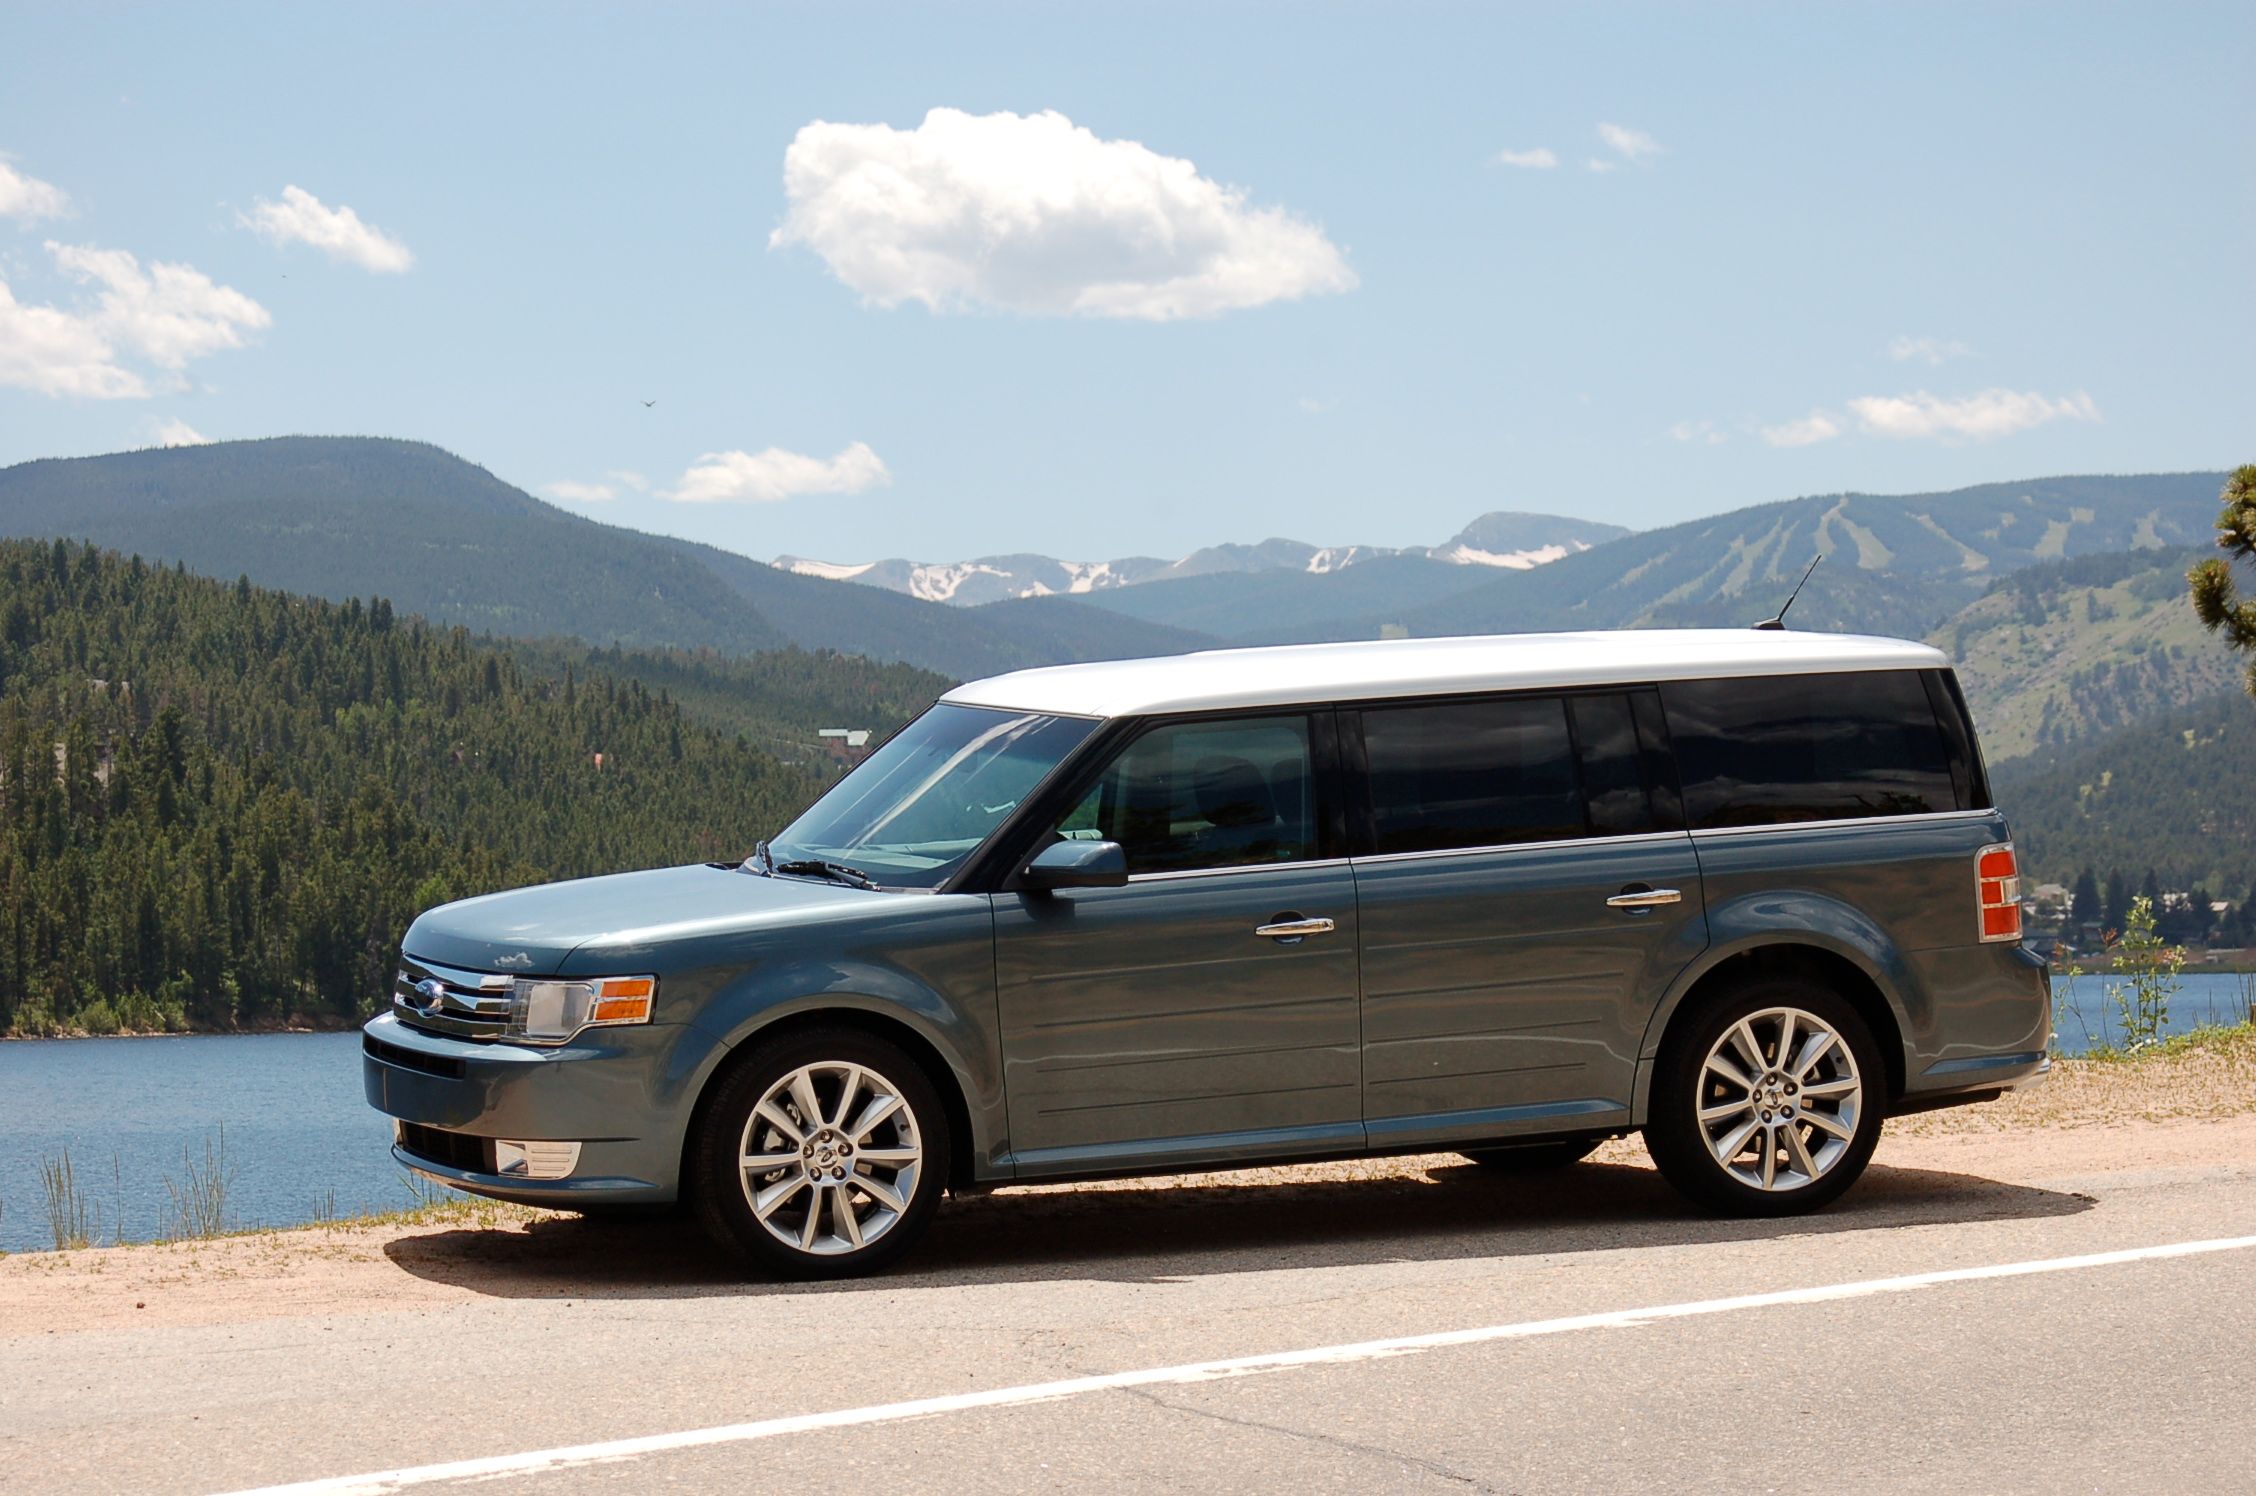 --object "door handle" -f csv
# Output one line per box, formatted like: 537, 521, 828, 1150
1255, 917, 1336, 941
1606, 888, 1682, 910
